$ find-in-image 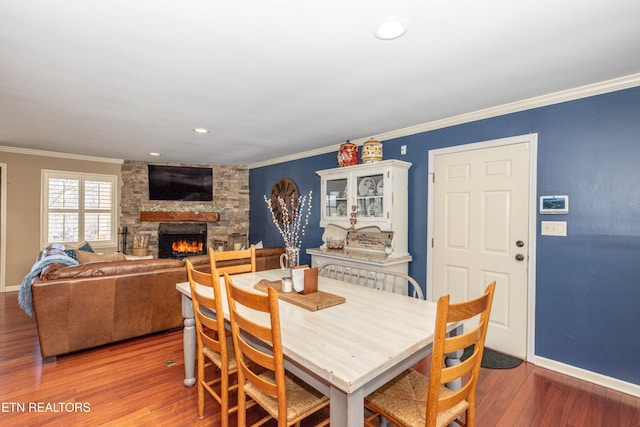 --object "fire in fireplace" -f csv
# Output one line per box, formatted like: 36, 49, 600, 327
172, 239, 204, 255
158, 223, 207, 259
